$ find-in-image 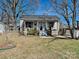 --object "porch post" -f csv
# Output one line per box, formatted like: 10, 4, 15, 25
46, 21, 48, 30
57, 21, 60, 35
37, 21, 39, 31
24, 21, 26, 29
